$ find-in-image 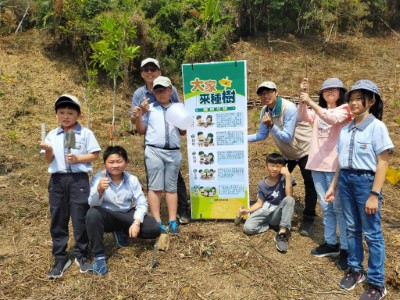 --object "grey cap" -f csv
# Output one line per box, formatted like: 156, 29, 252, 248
319, 78, 347, 94
55, 94, 81, 112
256, 81, 277, 95
153, 76, 172, 89
345, 79, 383, 120
344, 79, 381, 102
141, 58, 160, 69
